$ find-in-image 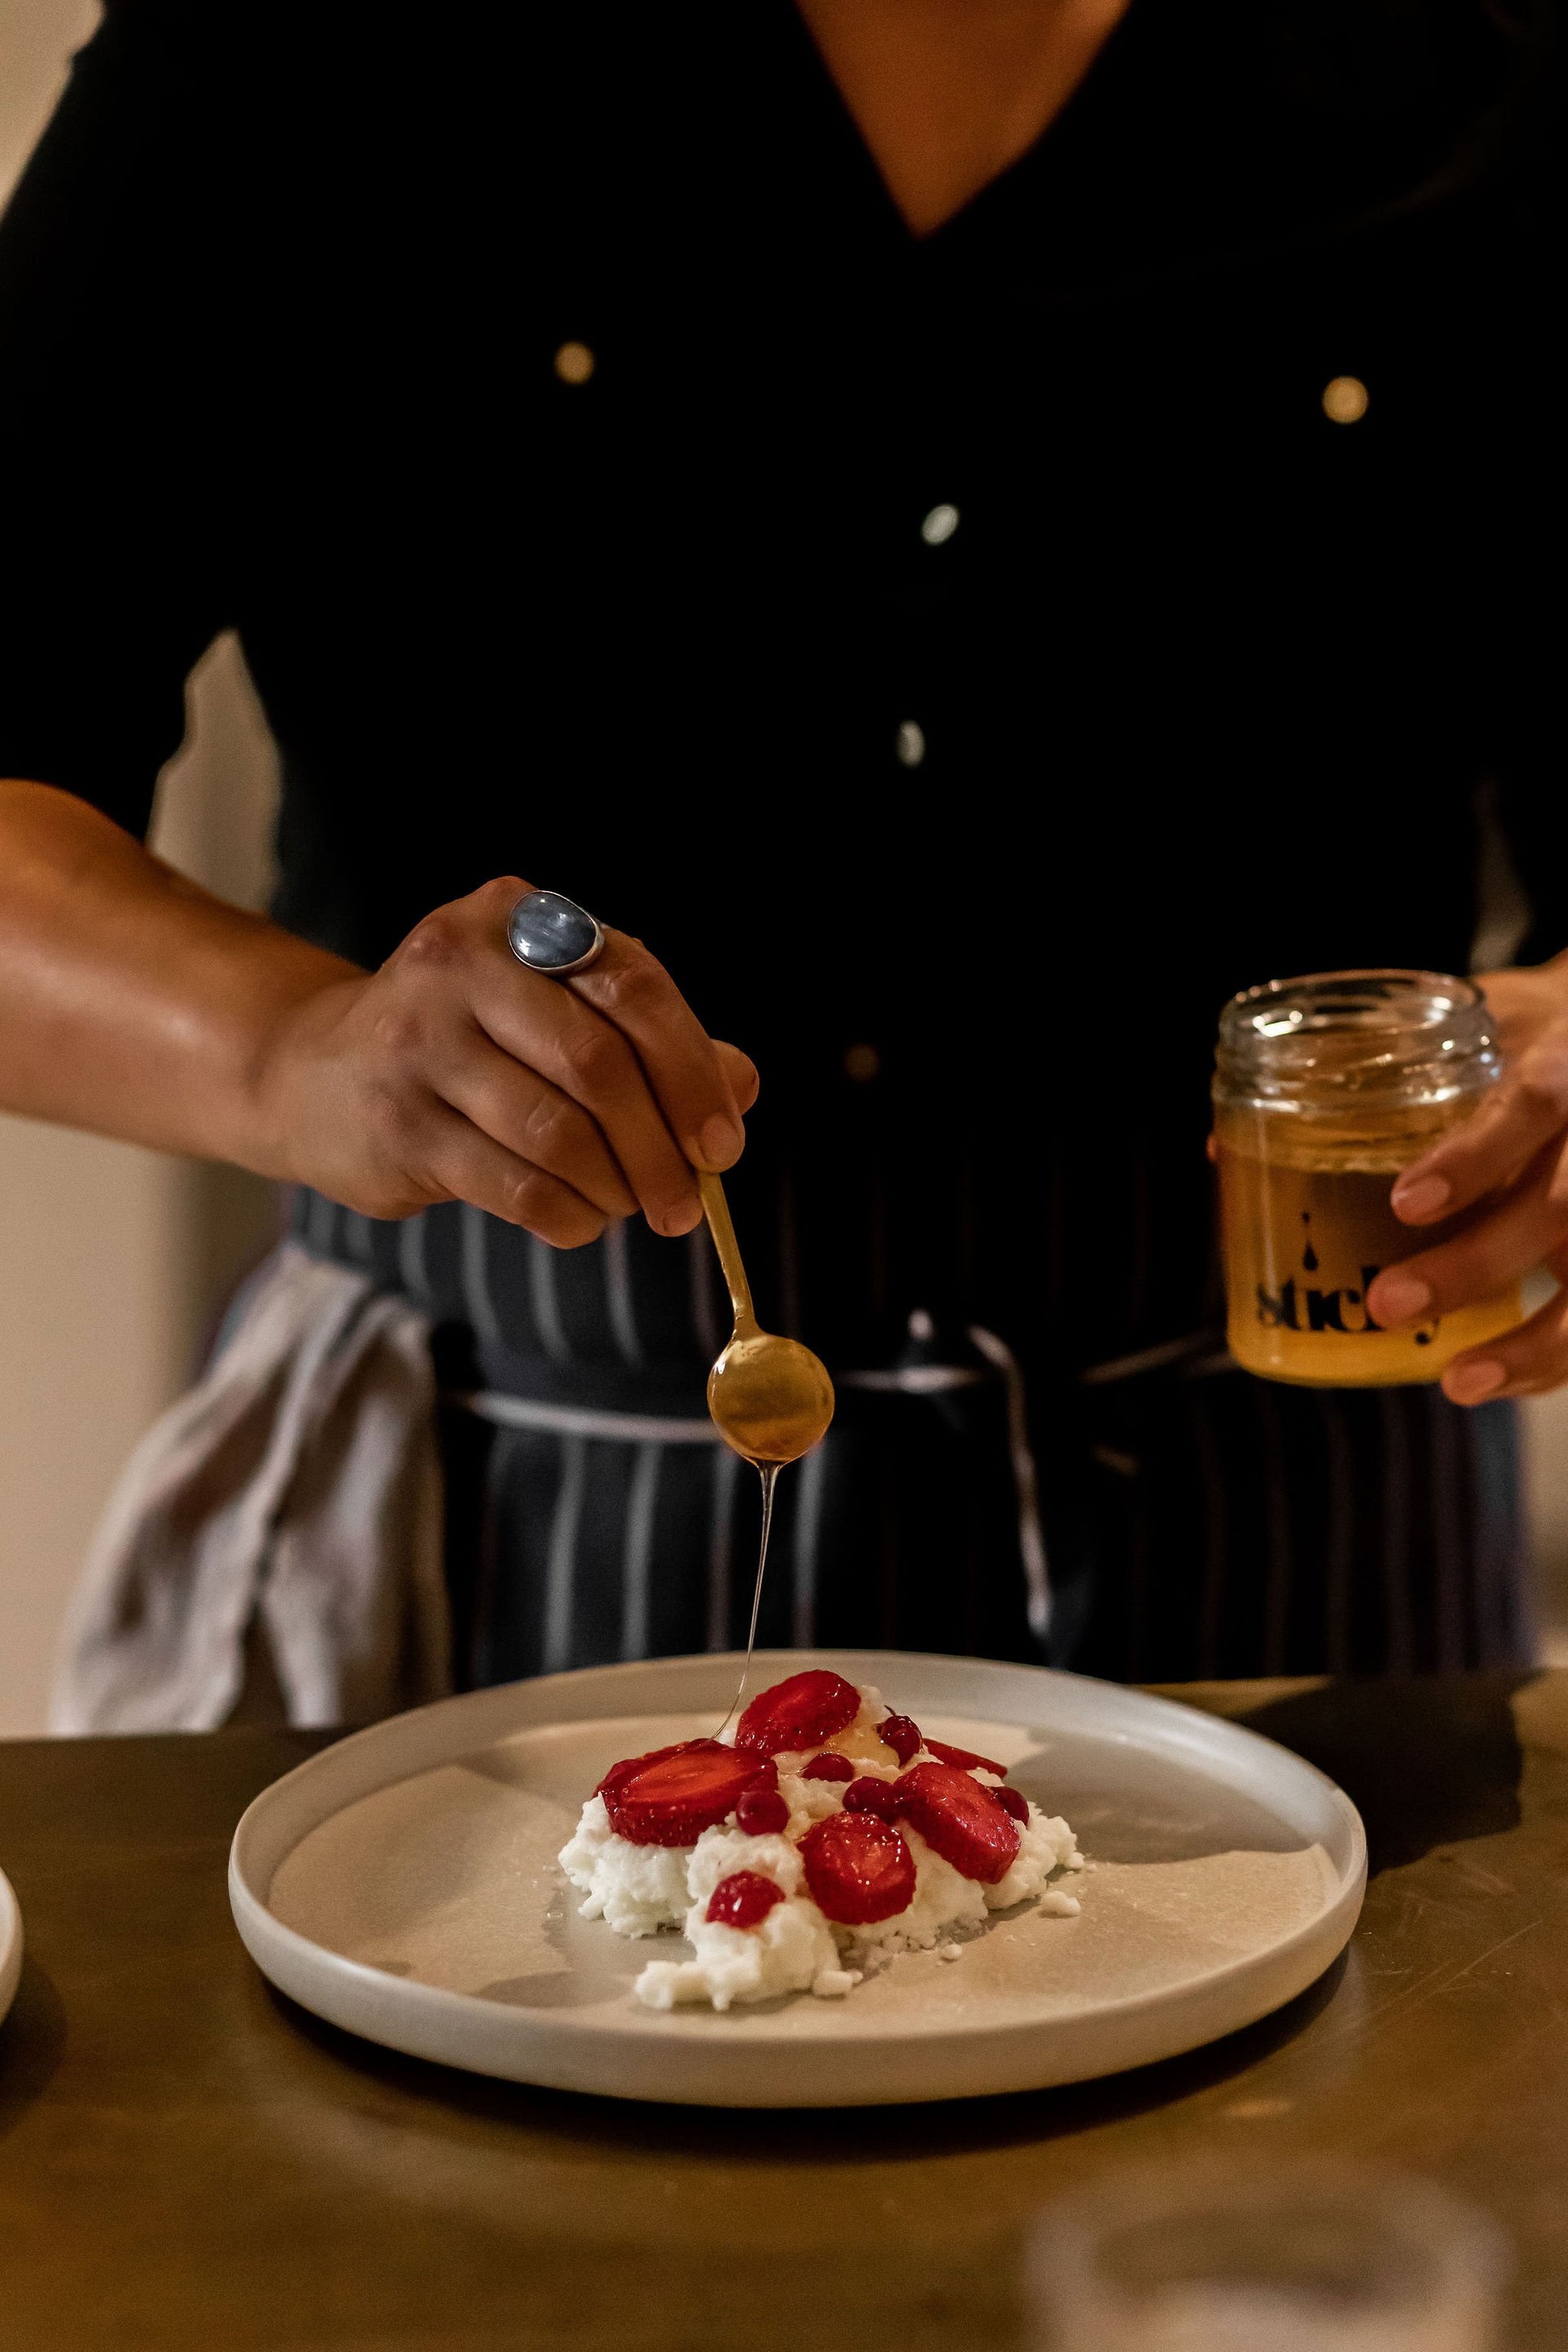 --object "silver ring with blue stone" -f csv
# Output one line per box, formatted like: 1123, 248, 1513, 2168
506, 888, 606, 978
